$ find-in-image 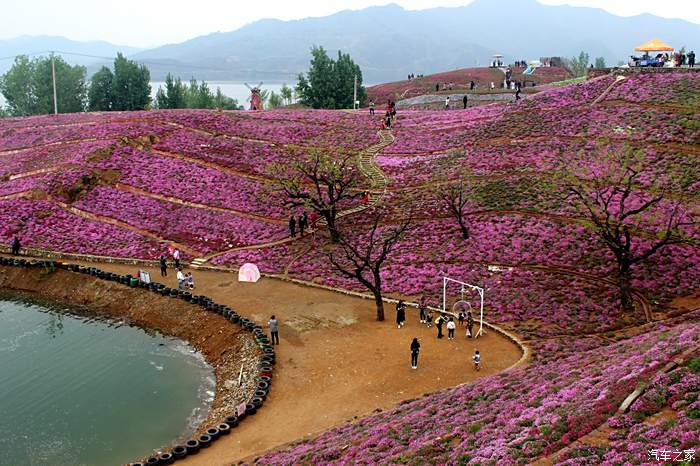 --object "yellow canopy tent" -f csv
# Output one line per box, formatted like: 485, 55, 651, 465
634, 38, 674, 52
